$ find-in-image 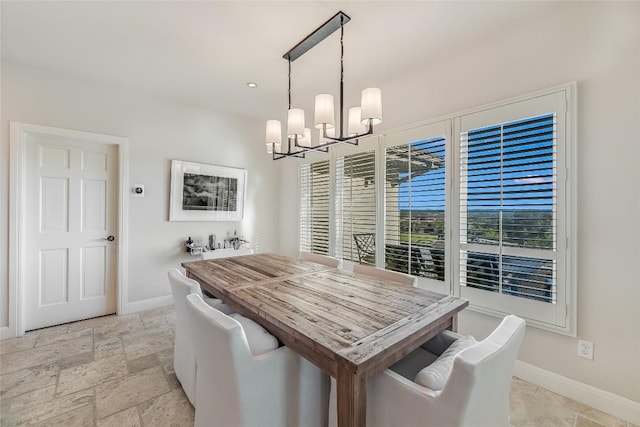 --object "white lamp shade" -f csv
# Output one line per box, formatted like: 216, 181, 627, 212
348, 107, 365, 137
314, 94, 335, 129
298, 128, 312, 147
265, 120, 282, 144
361, 87, 382, 125
287, 108, 305, 138
266, 142, 281, 154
